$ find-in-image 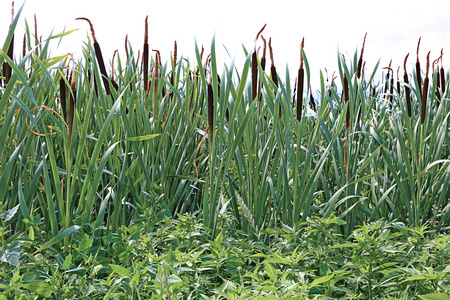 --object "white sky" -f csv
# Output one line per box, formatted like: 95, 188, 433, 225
2, 0, 450, 91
